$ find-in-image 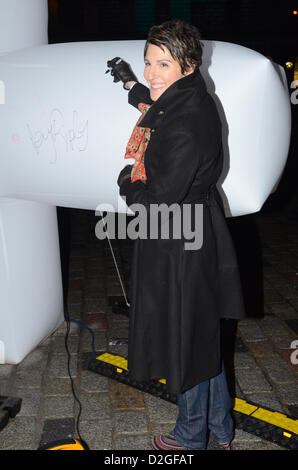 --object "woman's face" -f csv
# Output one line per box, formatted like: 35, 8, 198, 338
144, 43, 194, 101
